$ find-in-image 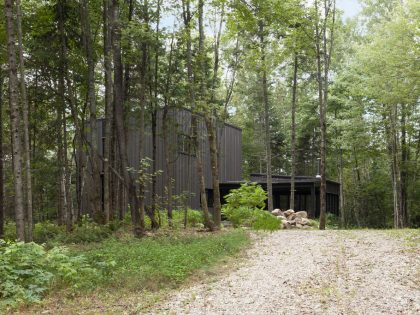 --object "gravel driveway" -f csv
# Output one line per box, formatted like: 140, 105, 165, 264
147, 230, 420, 315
